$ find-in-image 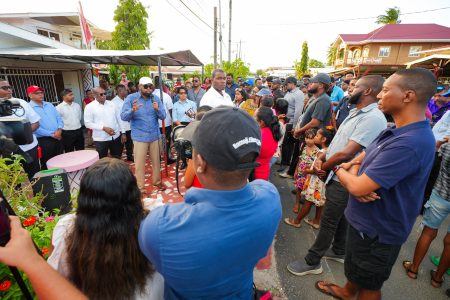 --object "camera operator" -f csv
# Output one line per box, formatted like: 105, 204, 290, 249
28, 85, 64, 169
0, 78, 41, 179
